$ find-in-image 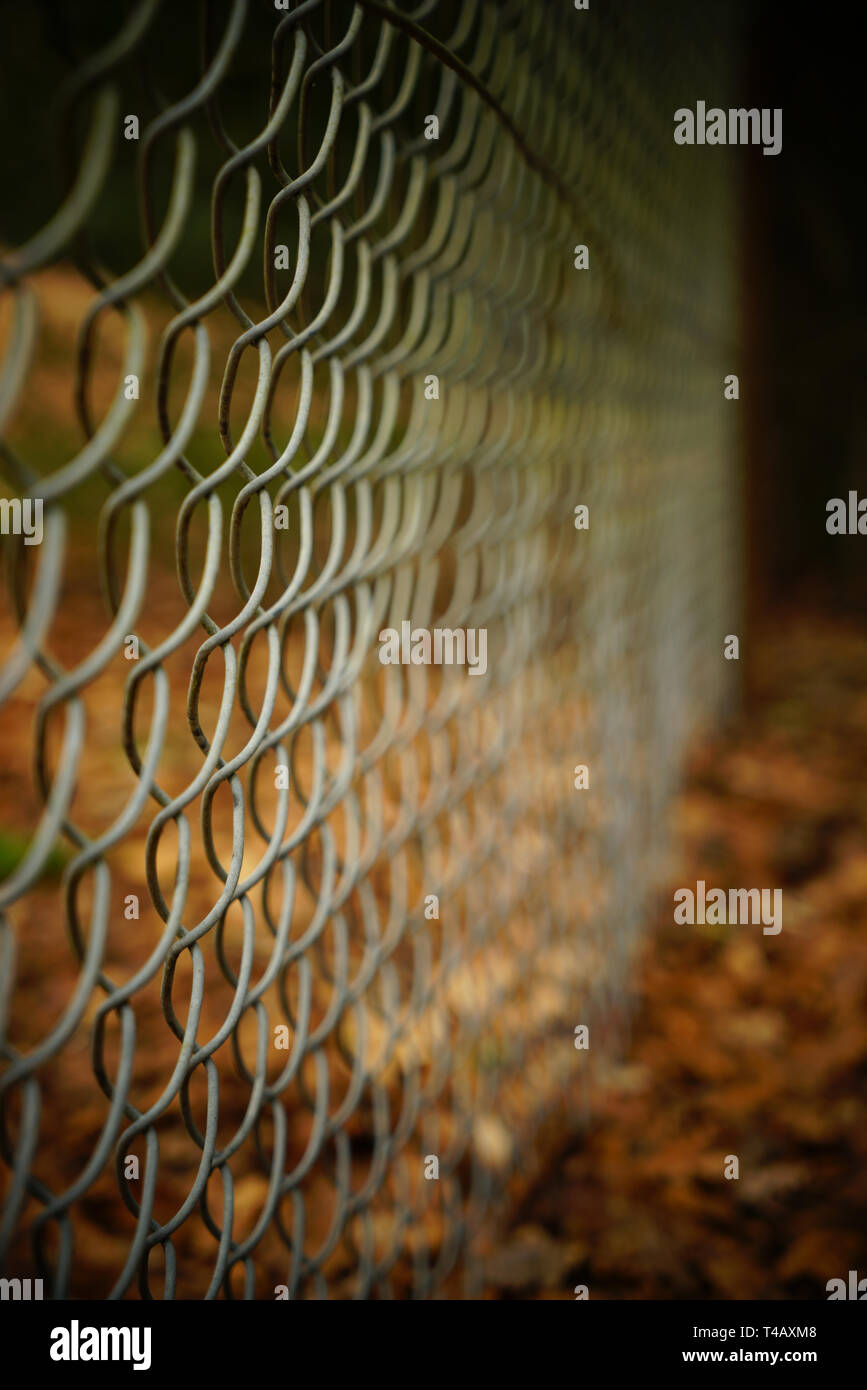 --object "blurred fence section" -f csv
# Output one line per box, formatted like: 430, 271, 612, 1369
0, 0, 740, 1298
